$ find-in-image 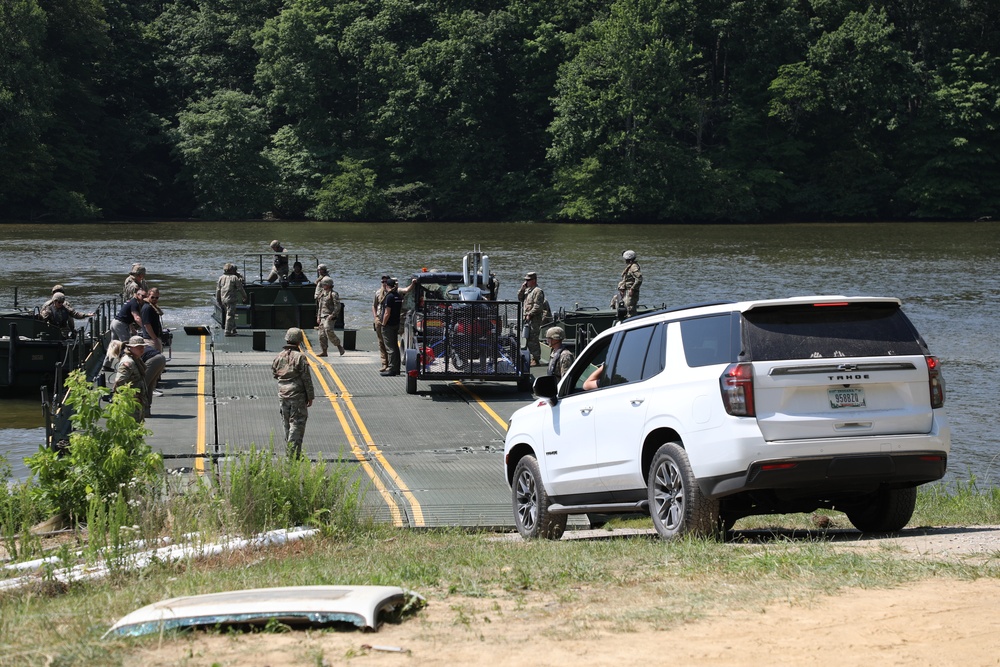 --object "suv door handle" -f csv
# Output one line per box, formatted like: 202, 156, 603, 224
630, 398, 645, 406
579, 406, 593, 415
